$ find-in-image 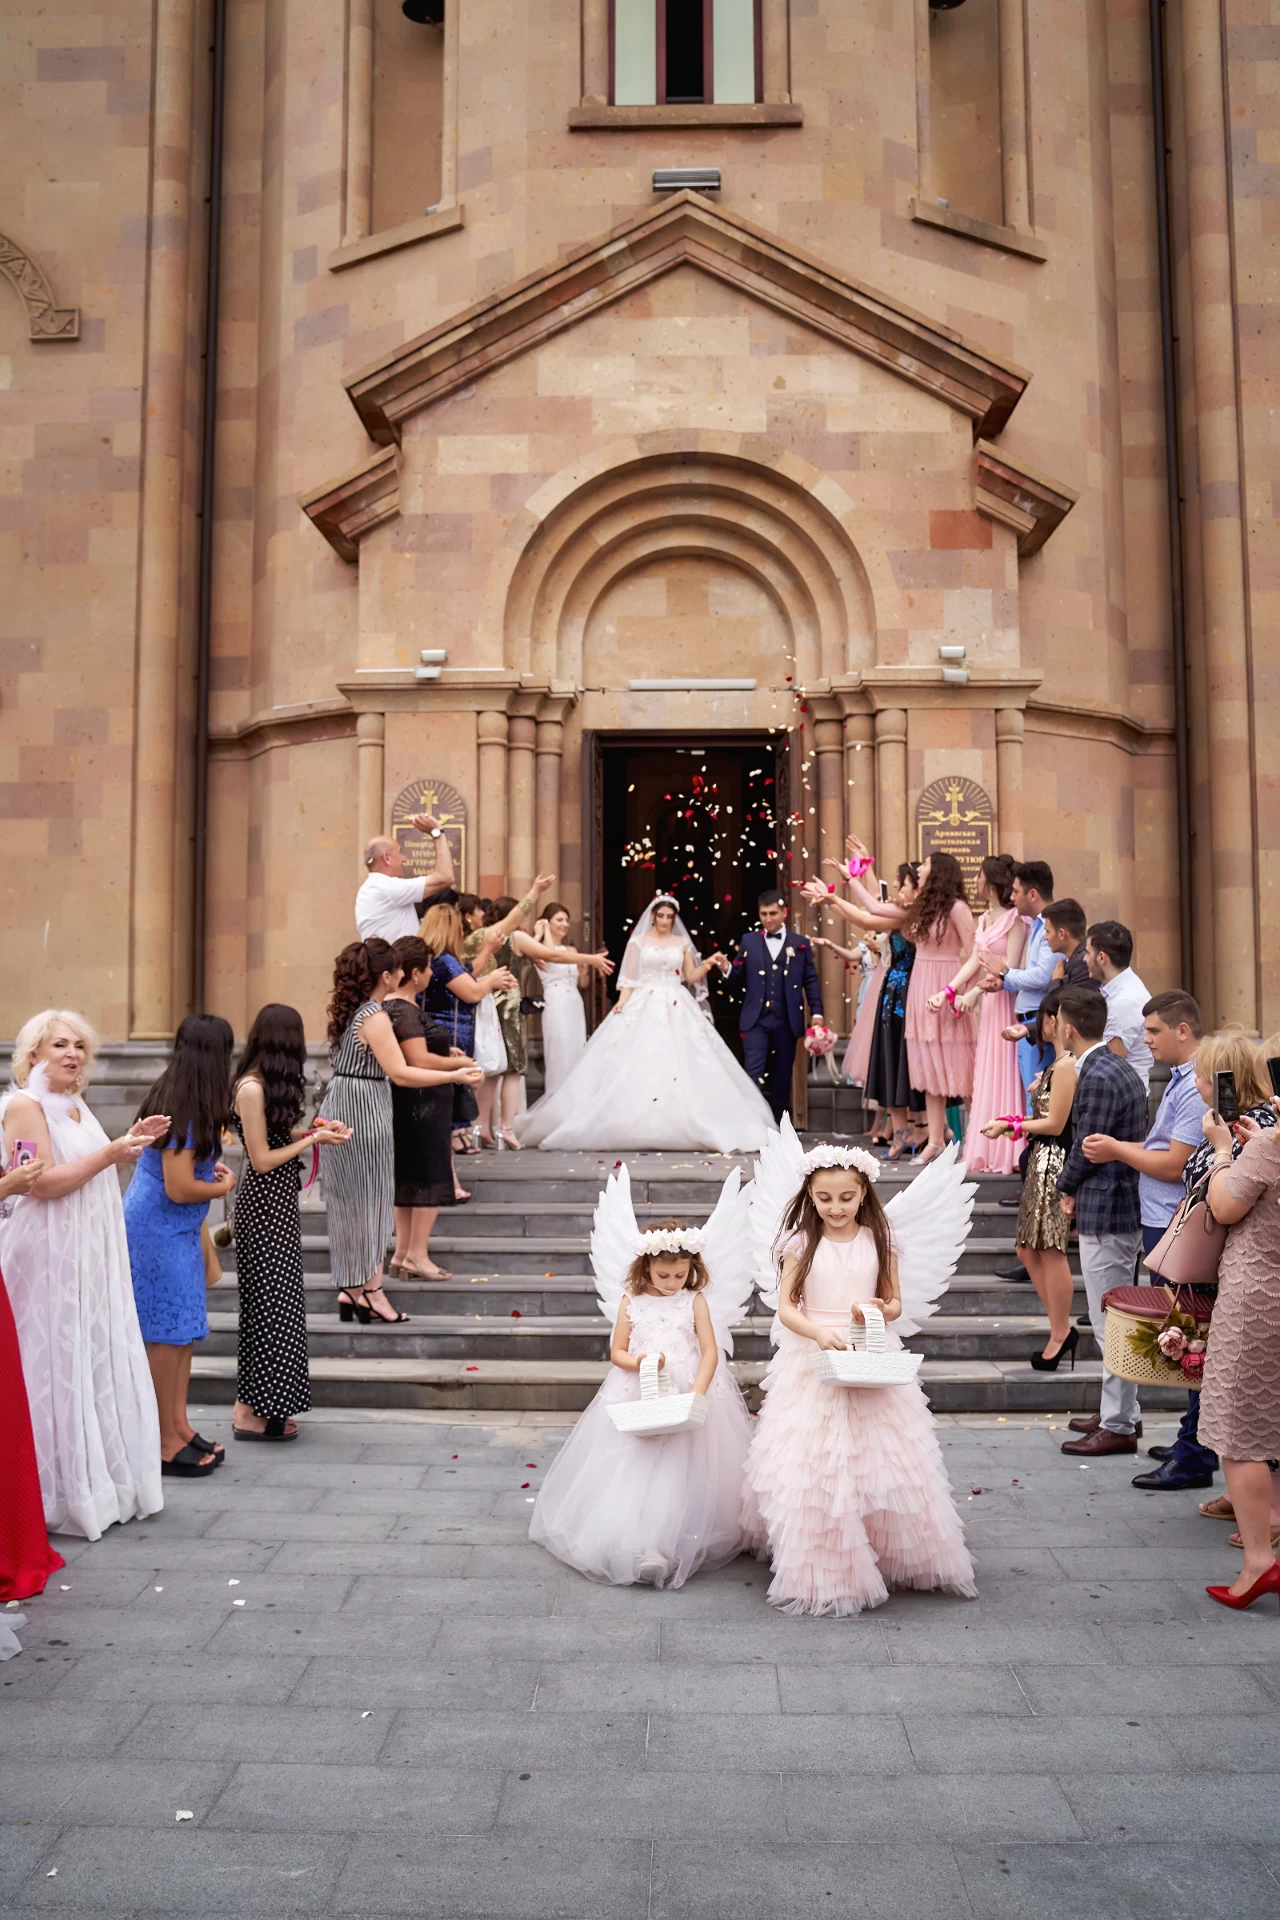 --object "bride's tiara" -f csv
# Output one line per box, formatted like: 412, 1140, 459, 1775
802, 1143, 880, 1184
635, 1226, 705, 1256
